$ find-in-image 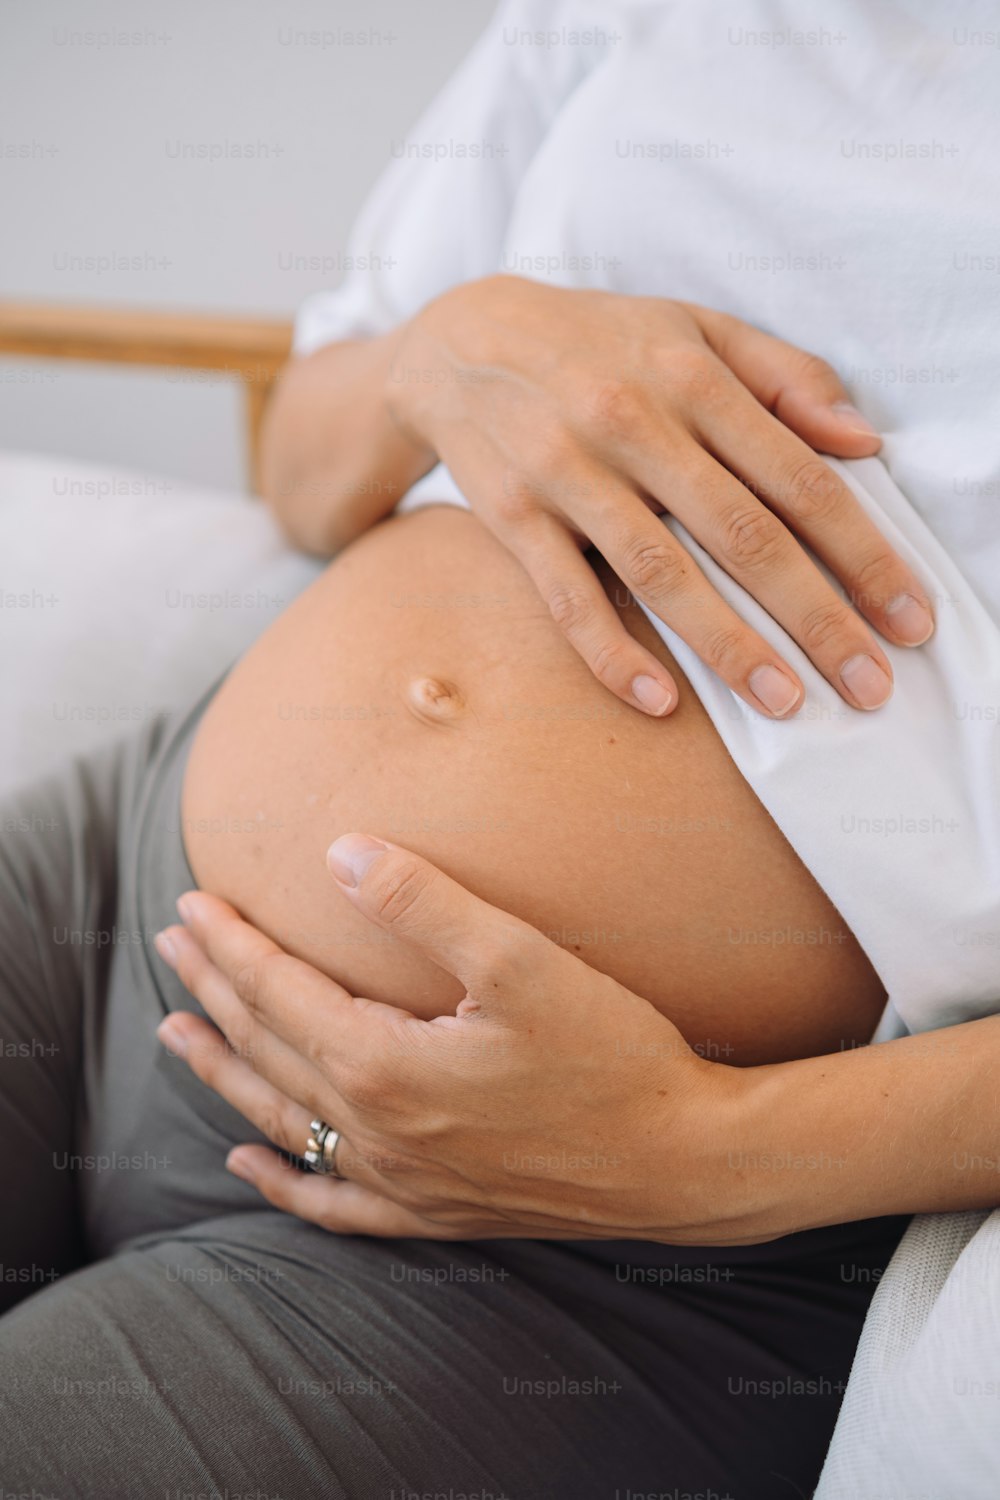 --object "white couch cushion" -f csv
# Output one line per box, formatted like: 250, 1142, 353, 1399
0, 450, 321, 795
